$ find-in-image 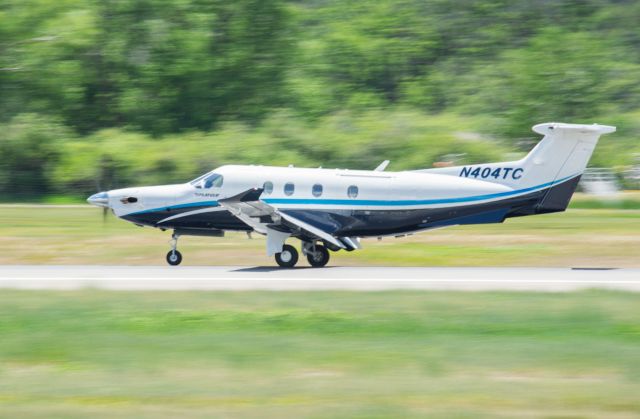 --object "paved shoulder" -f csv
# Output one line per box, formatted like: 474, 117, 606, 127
0, 266, 639, 291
